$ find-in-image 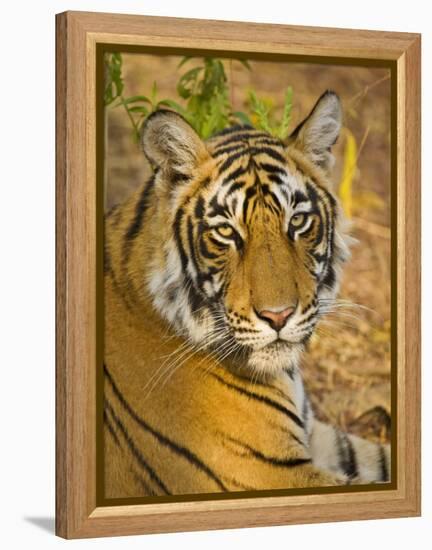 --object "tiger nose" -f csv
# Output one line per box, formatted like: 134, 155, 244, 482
255, 305, 296, 331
